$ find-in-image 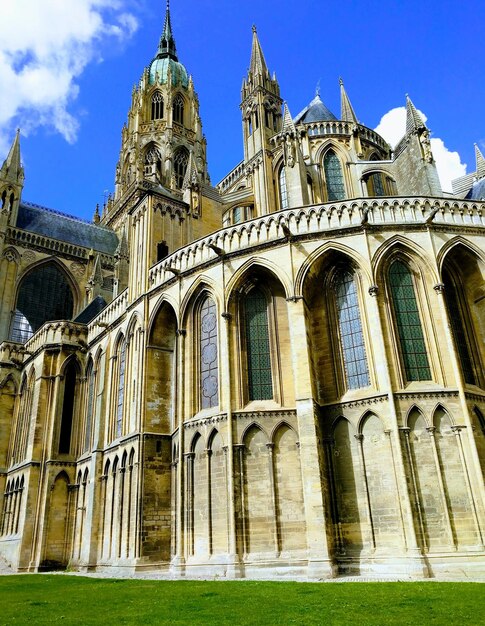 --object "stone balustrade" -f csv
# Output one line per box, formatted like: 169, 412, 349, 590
148, 196, 485, 291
